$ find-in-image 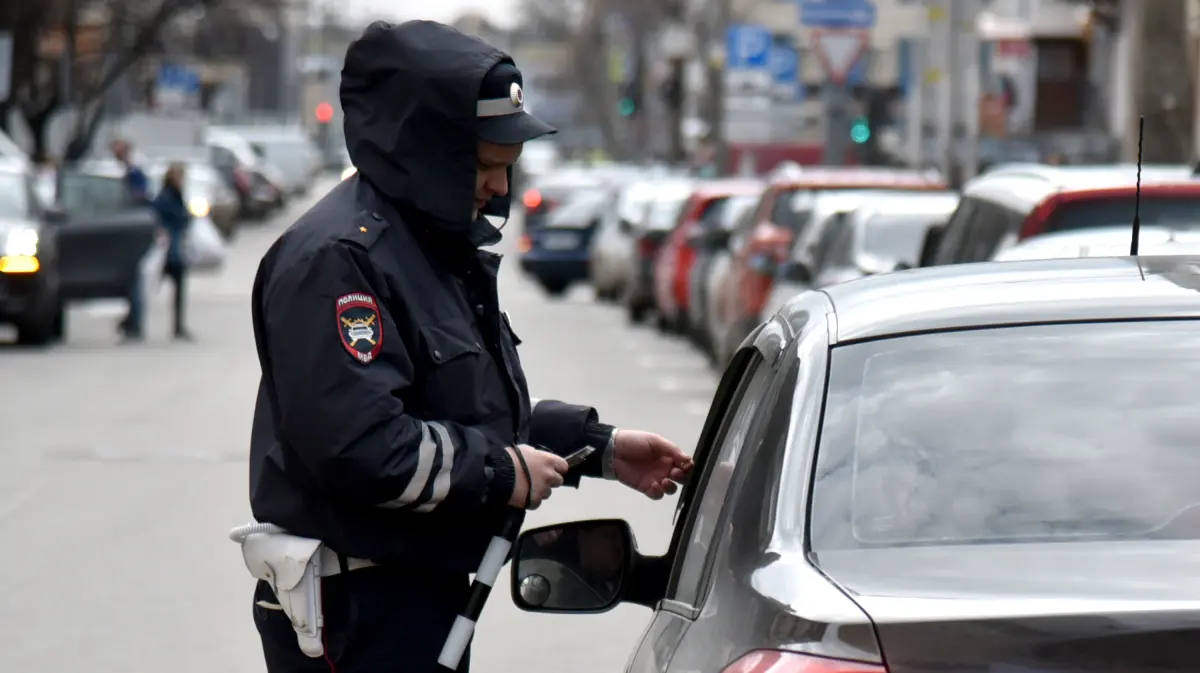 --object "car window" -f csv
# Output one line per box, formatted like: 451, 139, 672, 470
210, 146, 238, 168
773, 188, 813, 231
861, 213, 945, 266
699, 197, 729, 228
668, 353, 773, 607
646, 192, 692, 231
547, 189, 610, 226
57, 173, 134, 214
1043, 196, 1200, 234
810, 212, 851, 267
0, 172, 33, 219
722, 195, 758, 230
810, 320, 1200, 550
963, 201, 1023, 262
932, 198, 978, 265
820, 216, 857, 268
